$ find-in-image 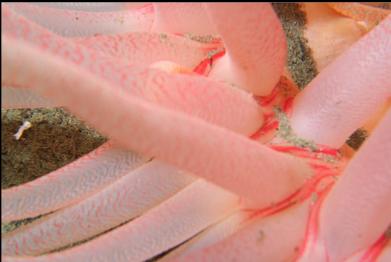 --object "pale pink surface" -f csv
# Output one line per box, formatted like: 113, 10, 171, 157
30, 3, 148, 12
177, 199, 311, 262
1, 142, 145, 222
4, 180, 239, 262
7, 3, 154, 37
344, 242, 390, 262
317, 109, 391, 261
2, 4, 209, 71
291, 15, 391, 148
2, 5, 263, 135
151, 3, 217, 35
3, 3, 390, 261
75, 32, 221, 69
2, 160, 195, 256
378, 244, 391, 262
165, 210, 250, 260
206, 3, 287, 96
2, 6, 208, 74
2, 35, 311, 209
